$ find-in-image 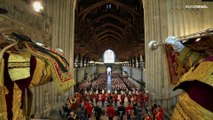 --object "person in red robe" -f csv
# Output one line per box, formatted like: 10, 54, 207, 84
144, 114, 151, 120
127, 94, 132, 104
144, 93, 149, 103
126, 103, 133, 120
101, 93, 106, 107
70, 98, 77, 111
132, 95, 137, 104
120, 93, 125, 104
107, 104, 115, 120
95, 93, 99, 104
113, 93, 118, 106
89, 93, 94, 103
155, 109, 163, 120
107, 92, 111, 98
158, 105, 163, 114
85, 101, 93, 119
